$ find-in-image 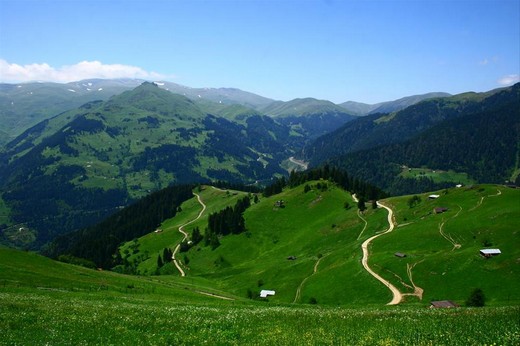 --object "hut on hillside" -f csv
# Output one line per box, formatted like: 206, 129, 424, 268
430, 300, 458, 308
394, 252, 407, 258
480, 249, 501, 258
260, 290, 276, 298
434, 207, 448, 214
